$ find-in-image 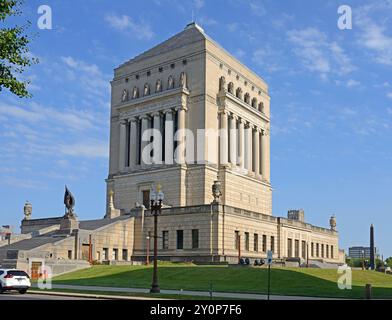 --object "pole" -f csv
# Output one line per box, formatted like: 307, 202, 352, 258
306, 243, 309, 268
89, 234, 92, 264
150, 200, 161, 293
238, 235, 241, 264
146, 236, 150, 265
267, 264, 271, 300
